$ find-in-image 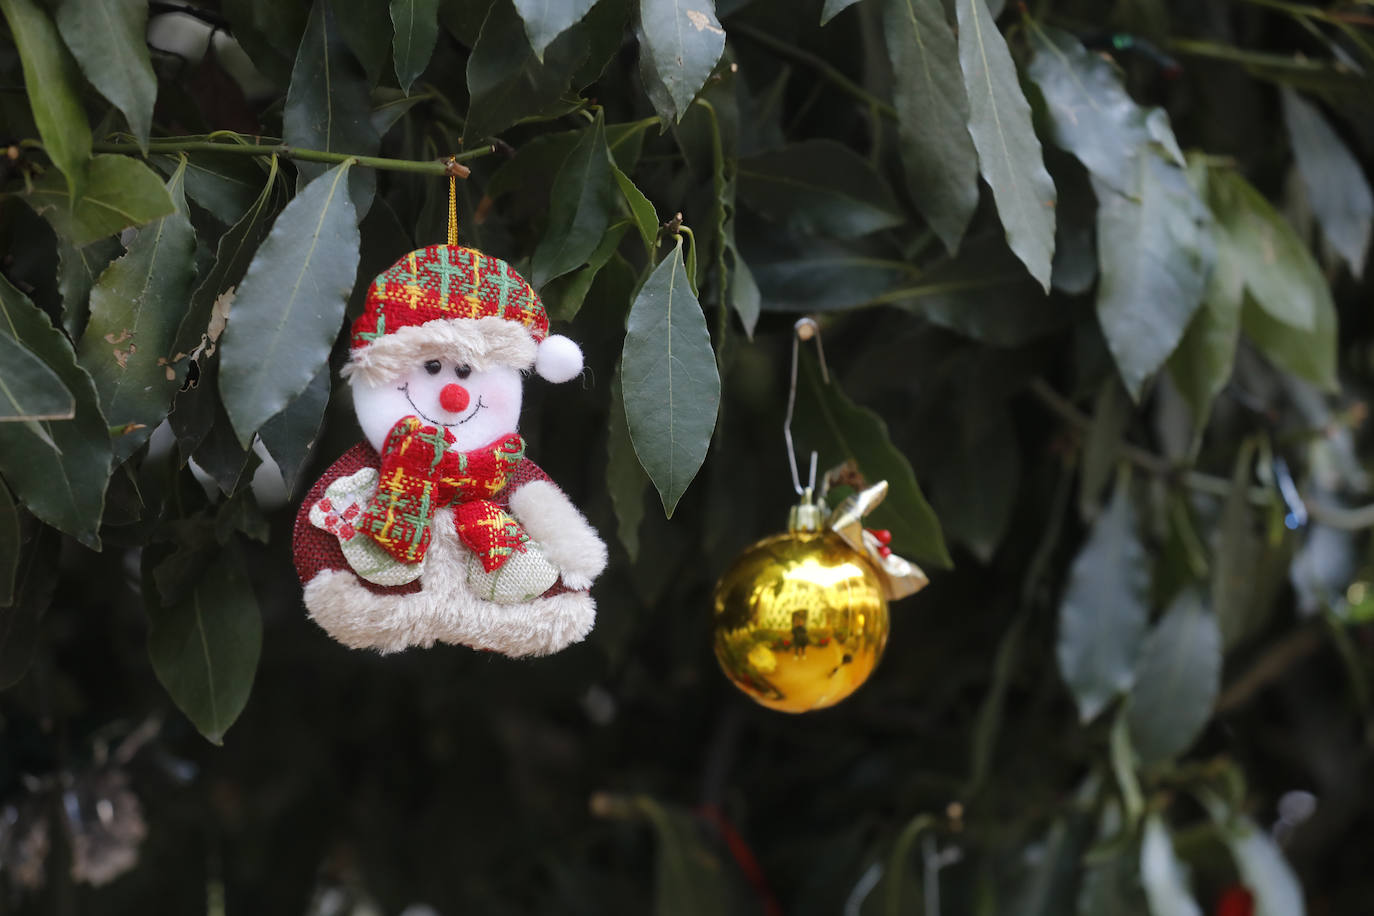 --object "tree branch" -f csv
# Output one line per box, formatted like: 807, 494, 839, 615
1215, 625, 1325, 714
85, 139, 496, 176
728, 22, 898, 119
1026, 378, 1374, 530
